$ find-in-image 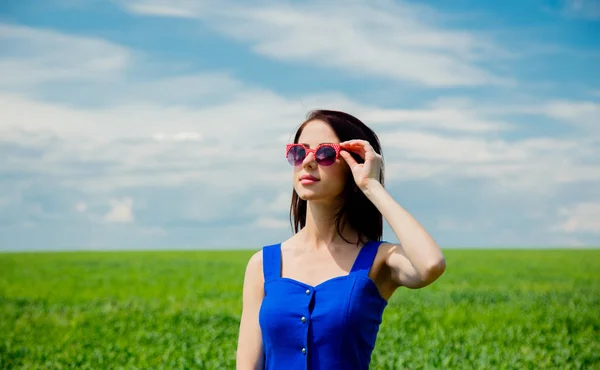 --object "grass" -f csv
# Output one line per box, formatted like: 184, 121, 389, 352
0, 249, 598, 369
